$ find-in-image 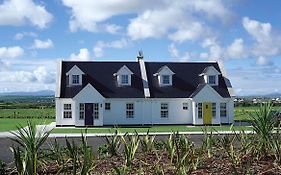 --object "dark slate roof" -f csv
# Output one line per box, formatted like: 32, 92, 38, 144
59, 61, 230, 98
145, 62, 230, 98
60, 61, 144, 98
